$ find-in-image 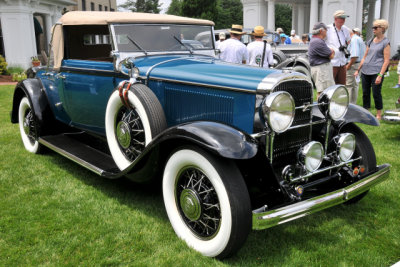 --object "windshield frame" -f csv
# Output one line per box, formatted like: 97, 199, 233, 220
110, 23, 215, 54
